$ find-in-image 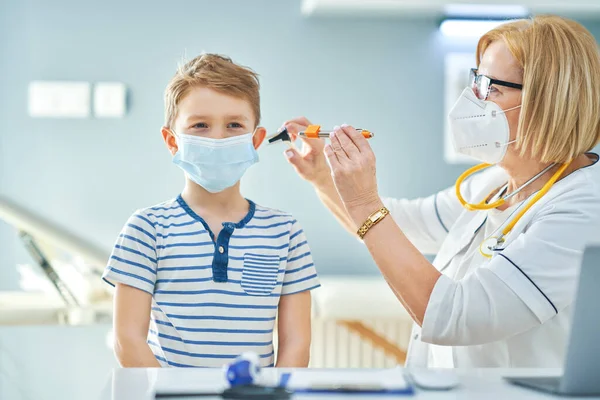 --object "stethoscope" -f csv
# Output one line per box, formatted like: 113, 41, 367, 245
454, 160, 572, 258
